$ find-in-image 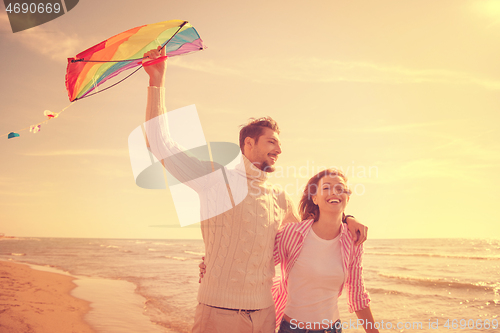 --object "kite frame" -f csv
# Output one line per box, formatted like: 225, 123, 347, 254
70, 21, 188, 101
